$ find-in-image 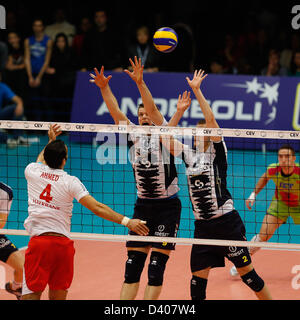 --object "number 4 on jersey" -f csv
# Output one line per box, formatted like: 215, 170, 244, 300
39, 184, 53, 203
